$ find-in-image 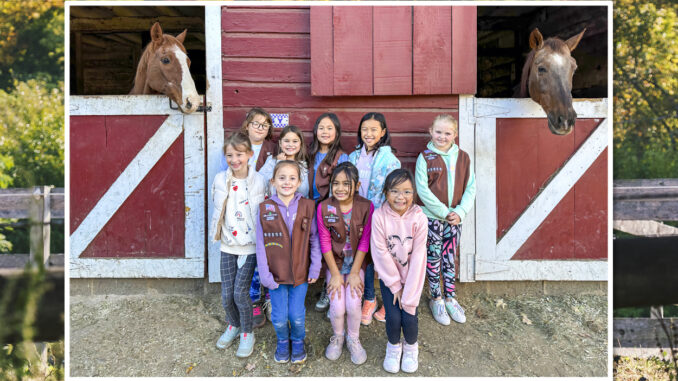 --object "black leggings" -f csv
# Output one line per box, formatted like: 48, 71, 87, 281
379, 280, 418, 345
